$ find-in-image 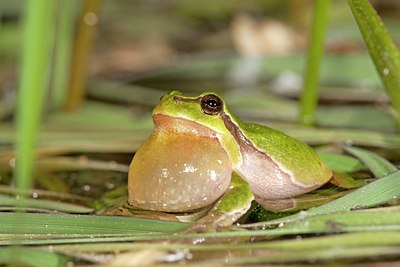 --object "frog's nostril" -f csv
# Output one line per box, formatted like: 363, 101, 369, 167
170, 90, 183, 96
173, 95, 186, 103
